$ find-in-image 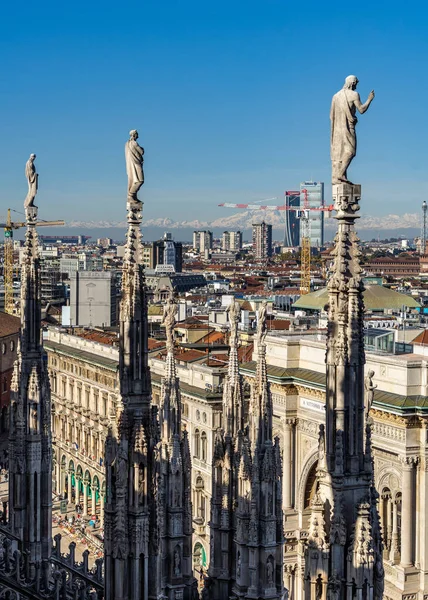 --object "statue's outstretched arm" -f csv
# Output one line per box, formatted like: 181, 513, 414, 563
354, 91, 374, 115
